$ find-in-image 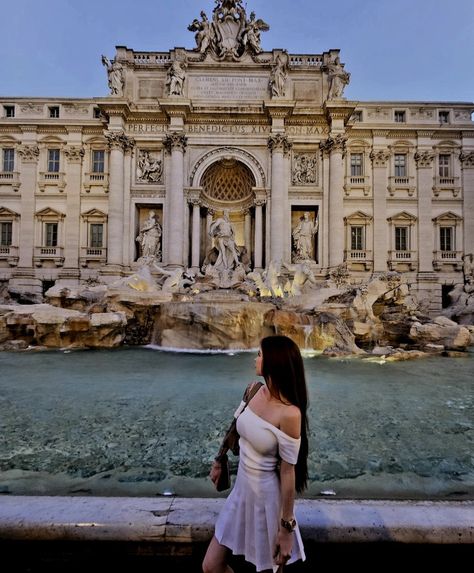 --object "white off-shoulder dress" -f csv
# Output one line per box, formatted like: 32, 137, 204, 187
215, 398, 306, 572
